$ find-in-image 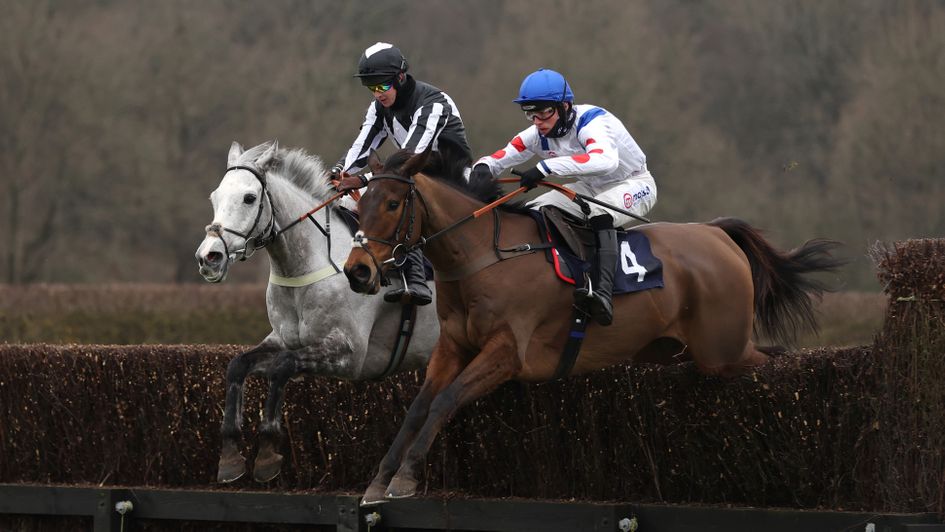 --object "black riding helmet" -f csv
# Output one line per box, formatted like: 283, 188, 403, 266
354, 42, 409, 86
